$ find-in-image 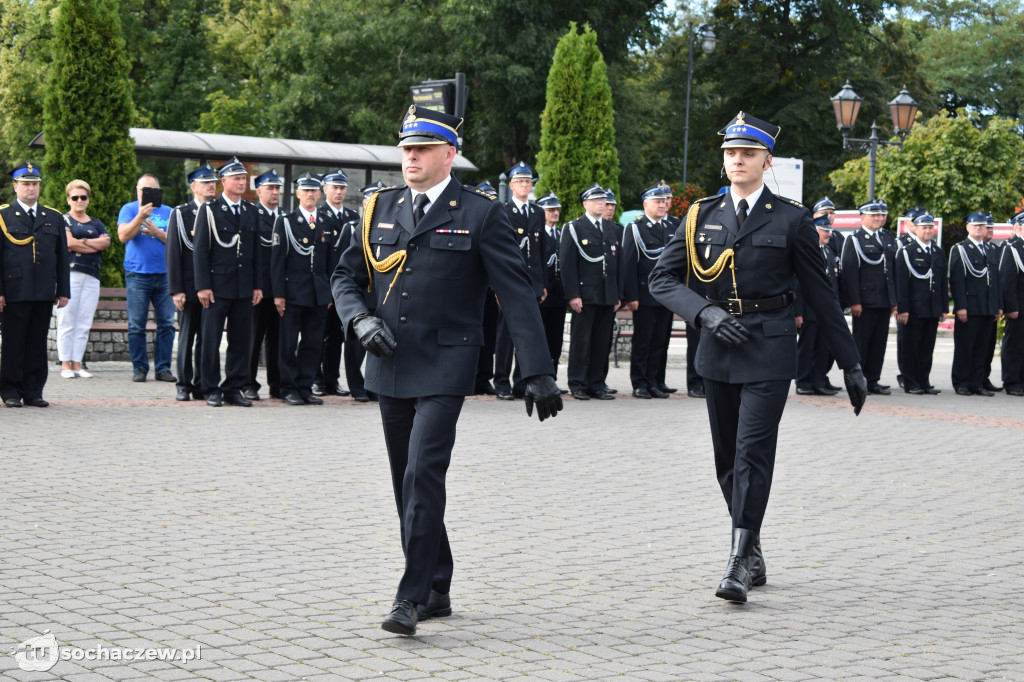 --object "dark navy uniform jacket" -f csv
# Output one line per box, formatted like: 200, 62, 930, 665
999, 235, 1024, 315
192, 196, 262, 299
649, 189, 859, 383
323, 204, 359, 271
621, 214, 675, 306
895, 240, 948, 318
166, 199, 201, 299
271, 209, 332, 307
539, 224, 564, 309
331, 178, 552, 399
558, 215, 621, 306
505, 201, 545, 298
794, 242, 841, 323
949, 239, 1000, 316
0, 203, 70, 302
840, 227, 898, 308
254, 204, 278, 298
